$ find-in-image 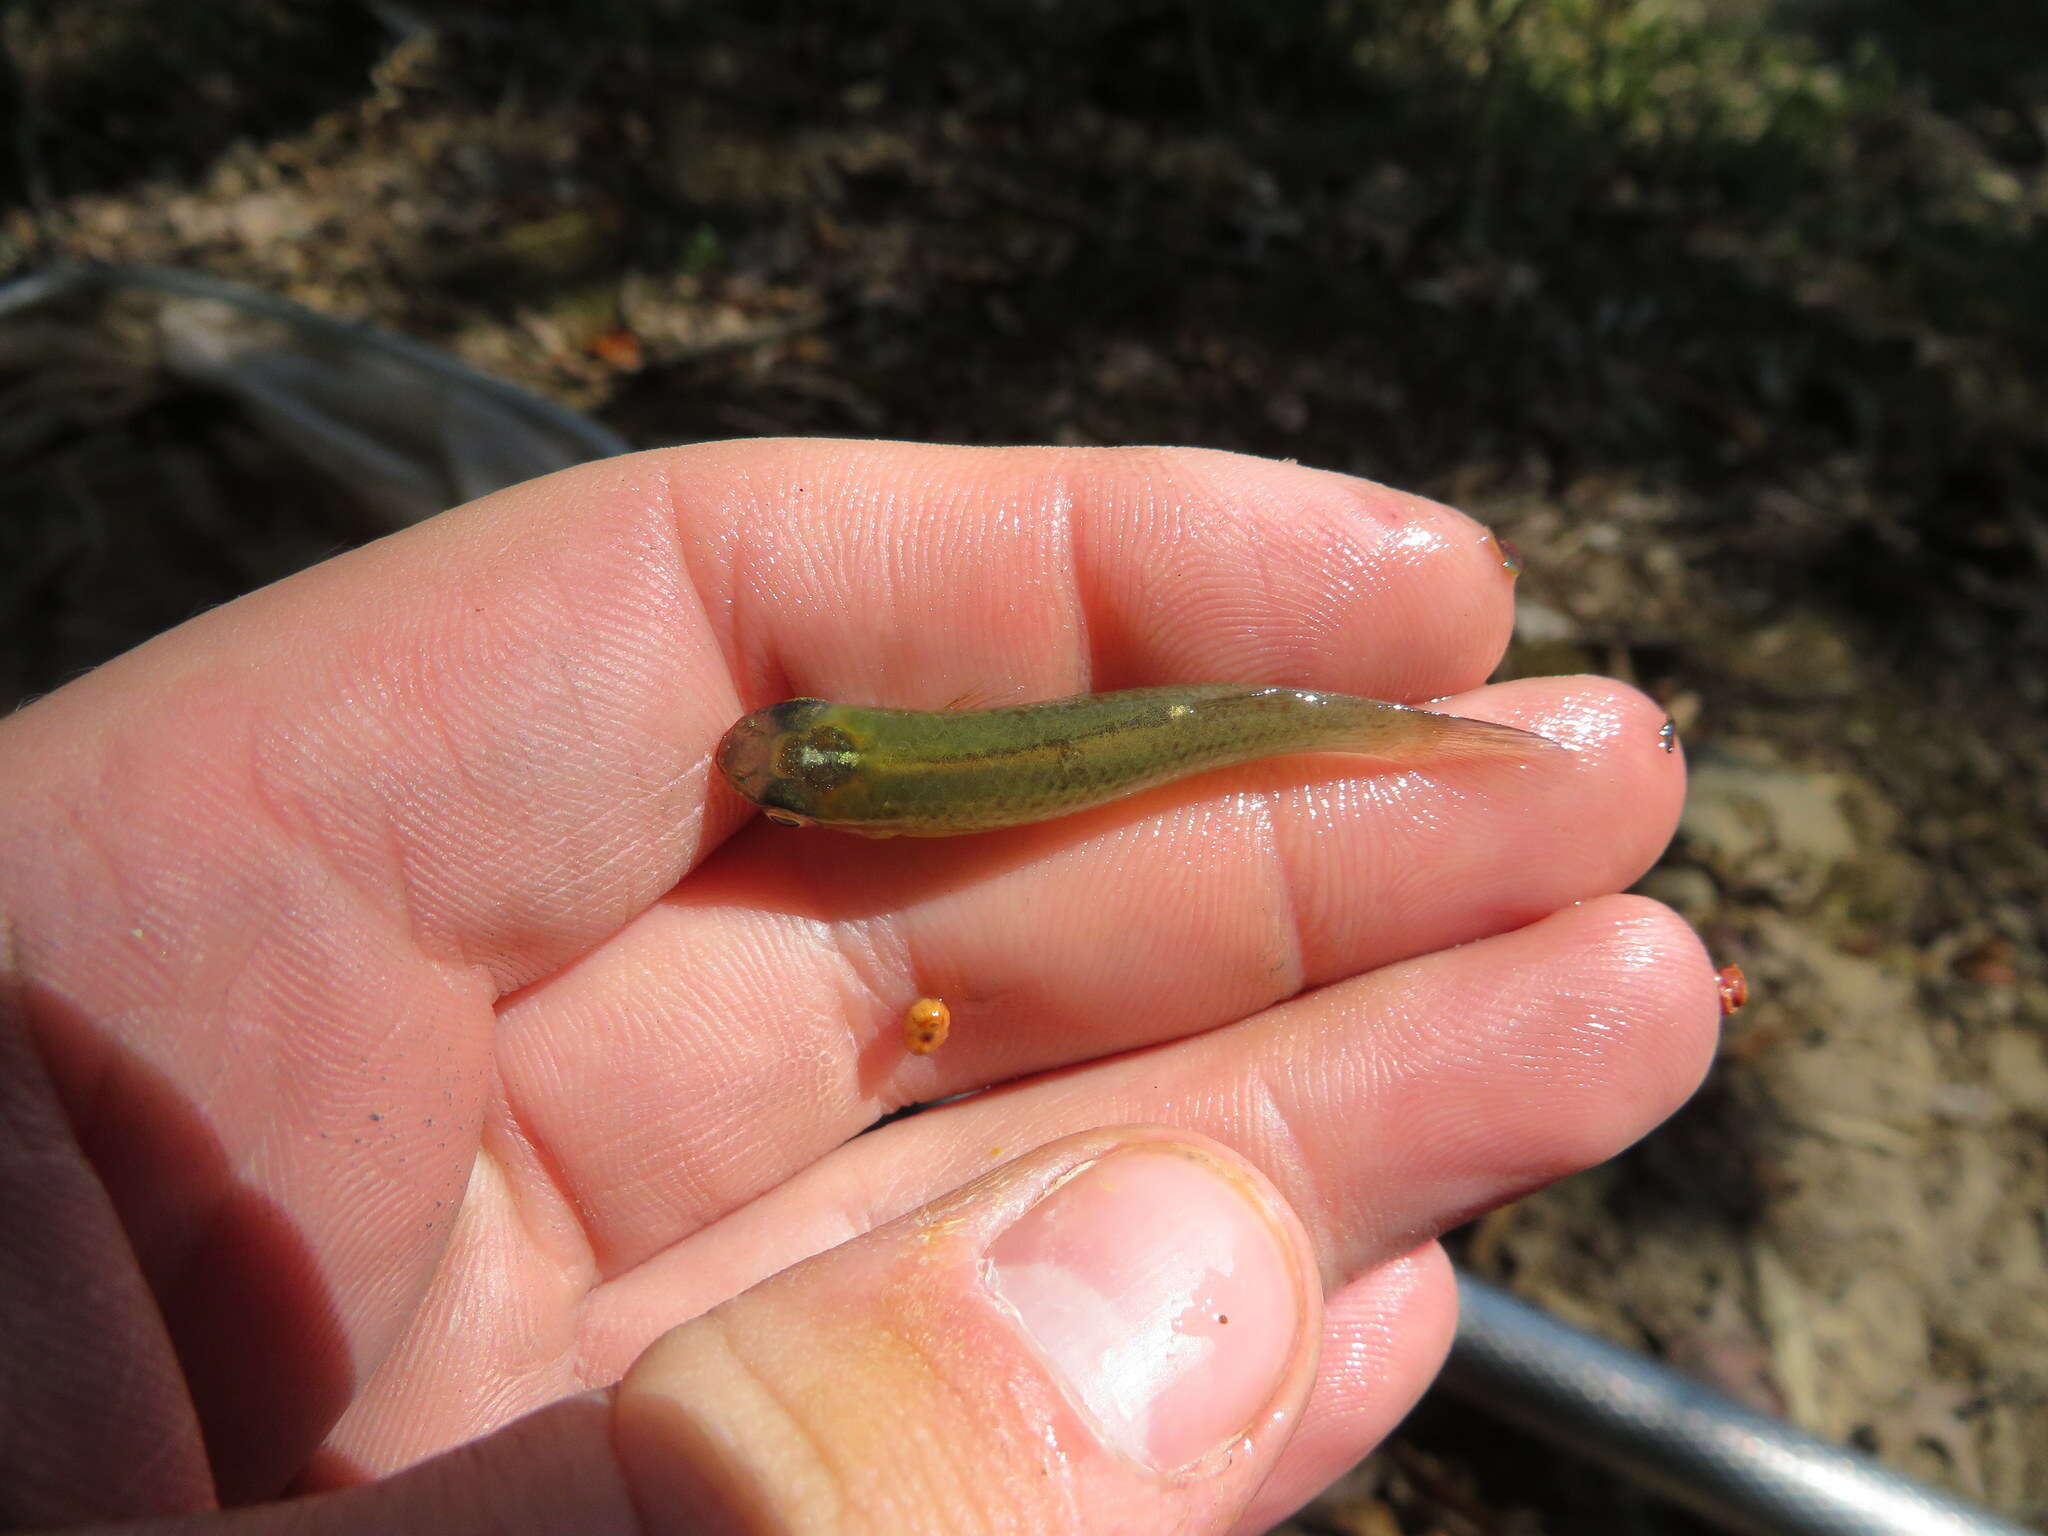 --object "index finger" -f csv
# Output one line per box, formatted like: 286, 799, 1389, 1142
15, 439, 1516, 996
